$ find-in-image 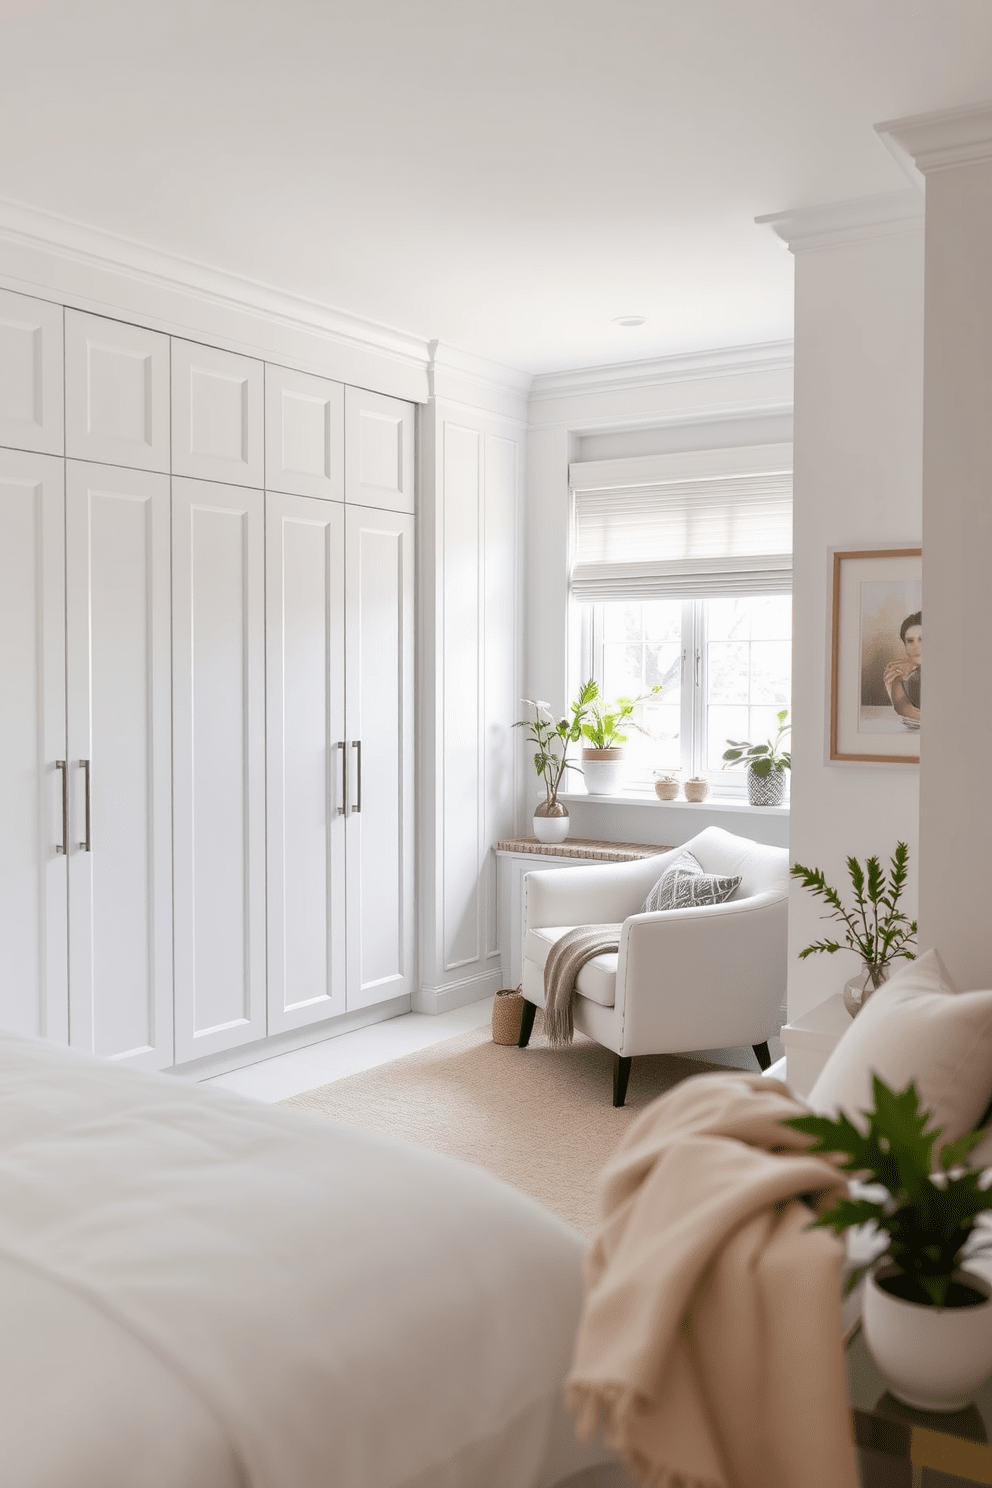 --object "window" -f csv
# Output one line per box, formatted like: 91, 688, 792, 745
570, 446, 792, 797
